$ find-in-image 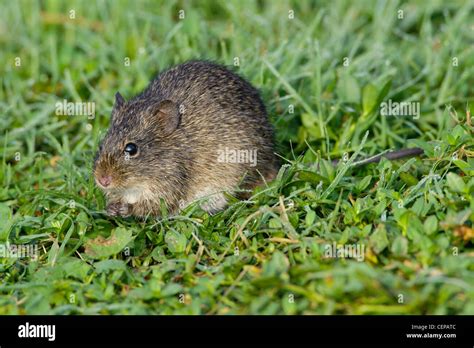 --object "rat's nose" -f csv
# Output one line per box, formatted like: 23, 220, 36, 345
98, 175, 112, 187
